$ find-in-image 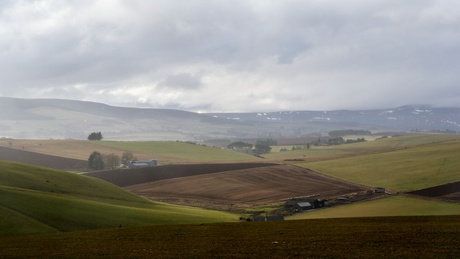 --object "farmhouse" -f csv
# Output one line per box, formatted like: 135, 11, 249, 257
128, 159, 158, 168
